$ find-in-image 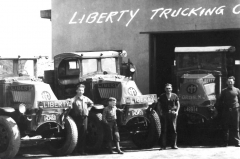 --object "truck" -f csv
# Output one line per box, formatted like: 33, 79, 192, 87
0, 56, 78, 159
173, 46, 236, 143
44, 50, 161, 151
